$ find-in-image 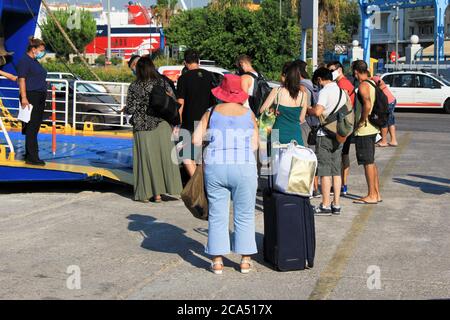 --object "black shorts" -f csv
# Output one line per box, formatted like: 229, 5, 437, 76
179, 132, 202, 161
342, 133, 354, 156
355, 134, 377, 165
